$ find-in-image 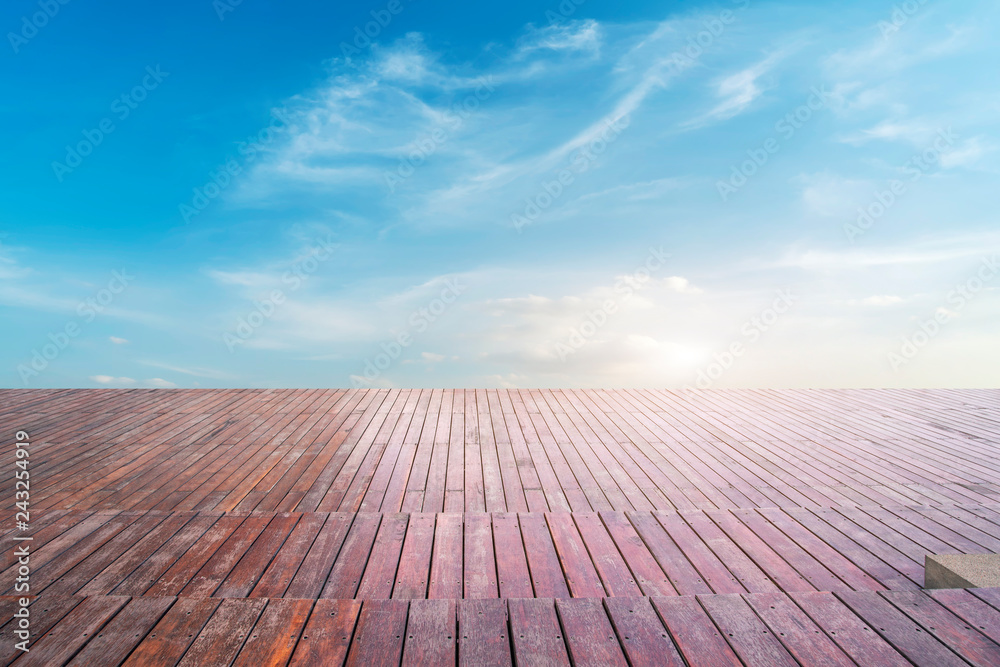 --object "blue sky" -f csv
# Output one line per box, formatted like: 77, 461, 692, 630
2, 0, 998, 389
